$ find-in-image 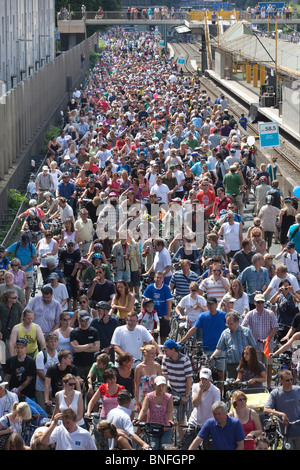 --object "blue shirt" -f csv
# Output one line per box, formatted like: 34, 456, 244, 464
194, 310, 227, 351
57, 181, 76, 199
238, 266, 269, 304
143, 283, 173, 318
198, 416, 245, 450
288, 223, 300, 253
216, 325, 256, 364
239, 117, 248, 130
0, 256, 10, 269
7, 242, 37, 271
